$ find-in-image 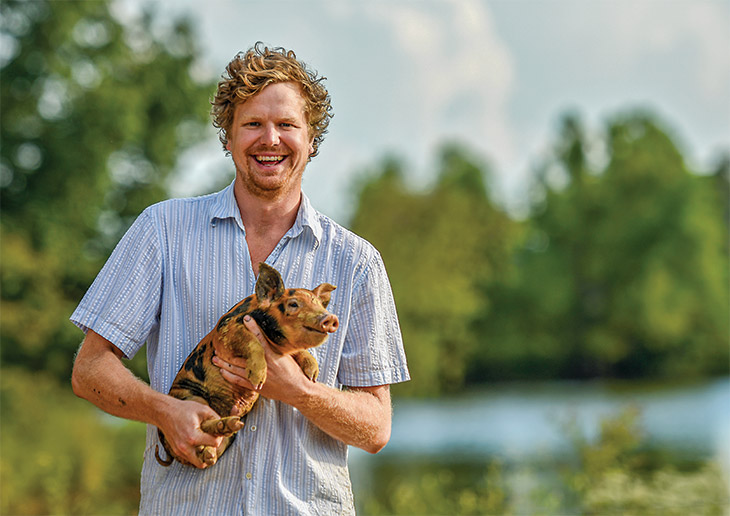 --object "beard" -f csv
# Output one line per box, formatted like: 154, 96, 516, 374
233, 154, 305, 201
